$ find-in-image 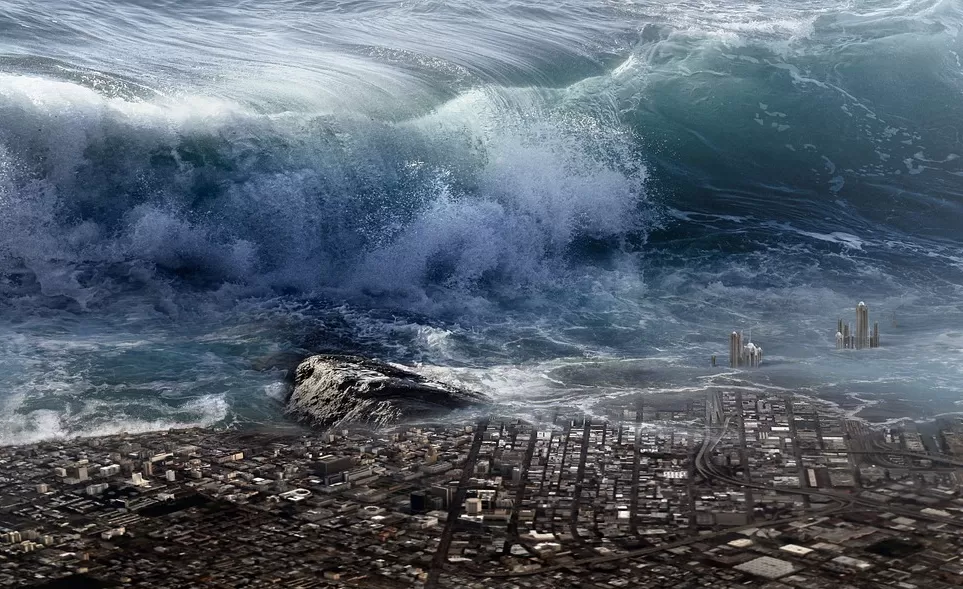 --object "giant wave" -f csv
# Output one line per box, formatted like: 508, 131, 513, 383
0, 0, 962, 442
